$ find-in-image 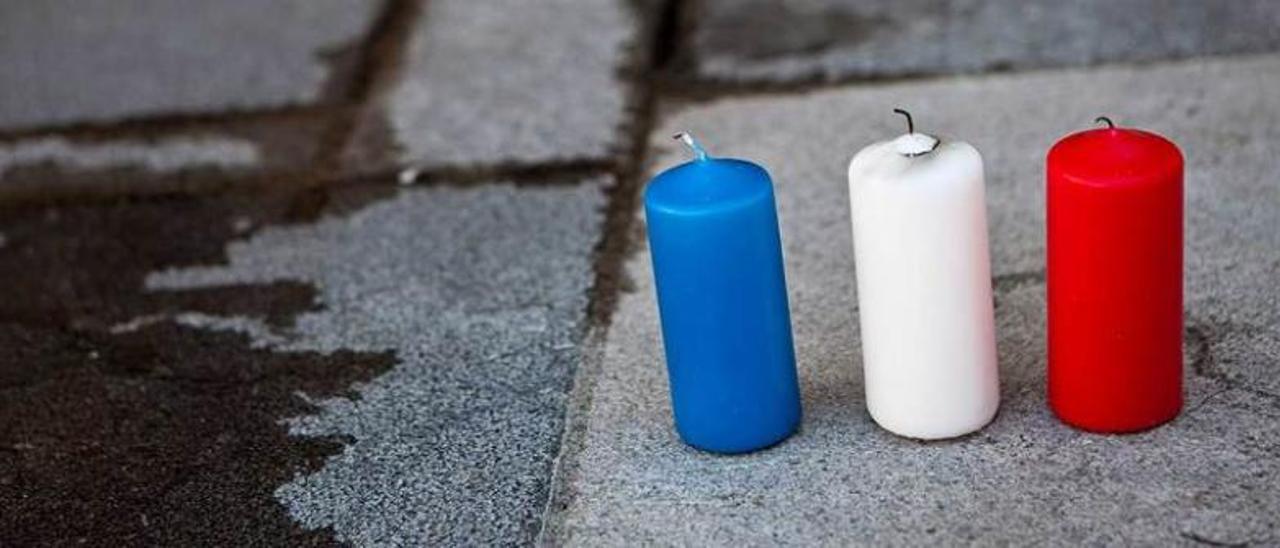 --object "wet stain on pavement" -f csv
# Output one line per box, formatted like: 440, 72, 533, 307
0, 190, 395, 545
695, 1, 890, 61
